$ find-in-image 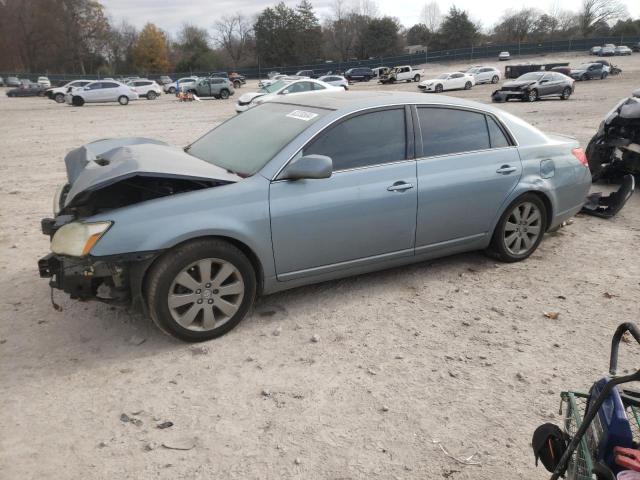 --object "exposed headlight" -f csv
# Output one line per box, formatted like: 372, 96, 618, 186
51, 221, 112, 257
